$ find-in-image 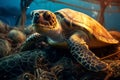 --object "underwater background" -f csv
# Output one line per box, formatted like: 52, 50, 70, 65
1, 0, 120, 80
0, 0, 120, 30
